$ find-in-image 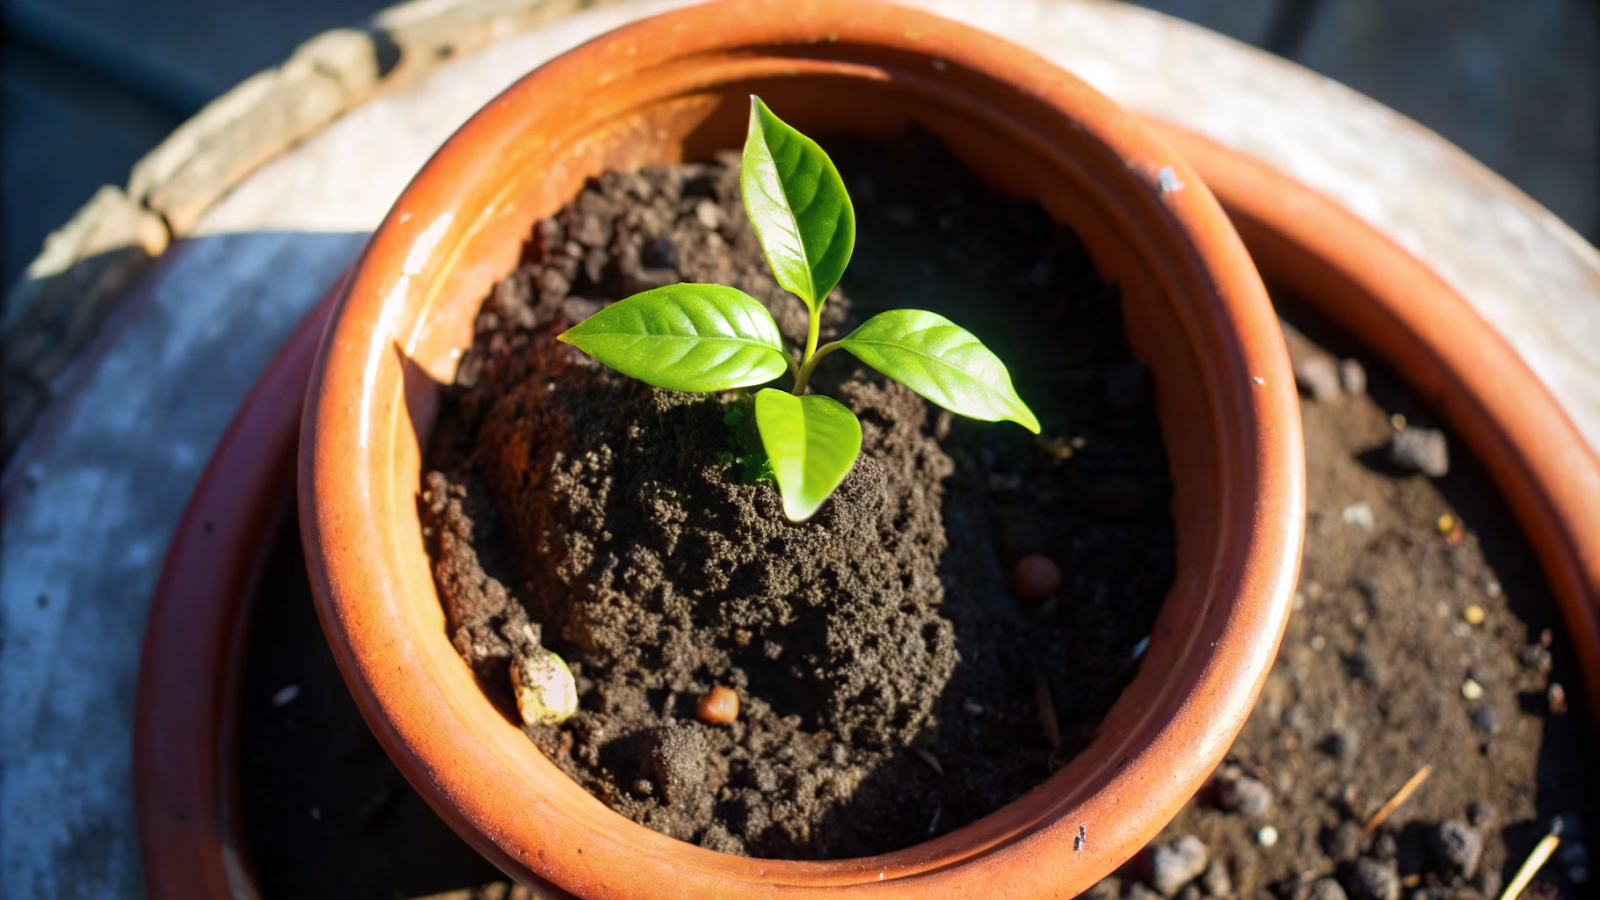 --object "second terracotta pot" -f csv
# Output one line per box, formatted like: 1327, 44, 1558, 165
298, 0, 1304, 896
